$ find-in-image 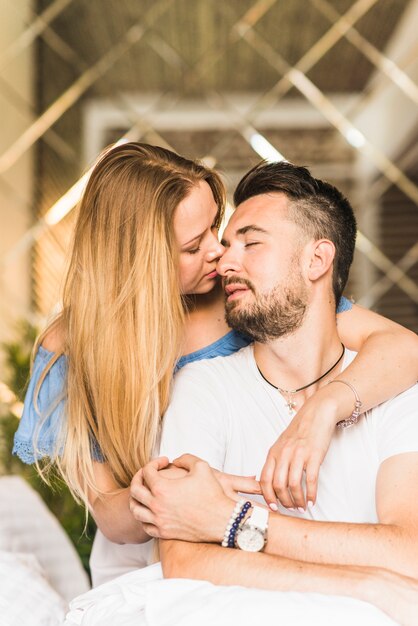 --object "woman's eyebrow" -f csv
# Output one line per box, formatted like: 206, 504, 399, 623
181, 229, 205, 247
